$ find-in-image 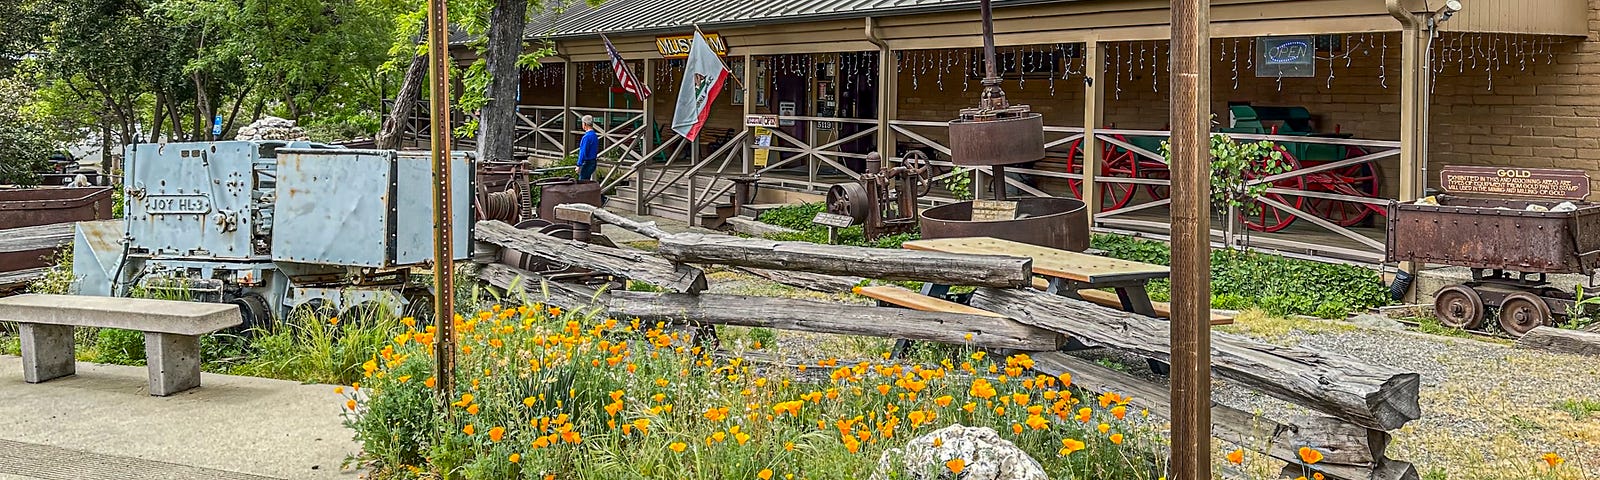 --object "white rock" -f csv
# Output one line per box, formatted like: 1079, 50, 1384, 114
1552, 201, 1579, 212
871, 425, 1048, 480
